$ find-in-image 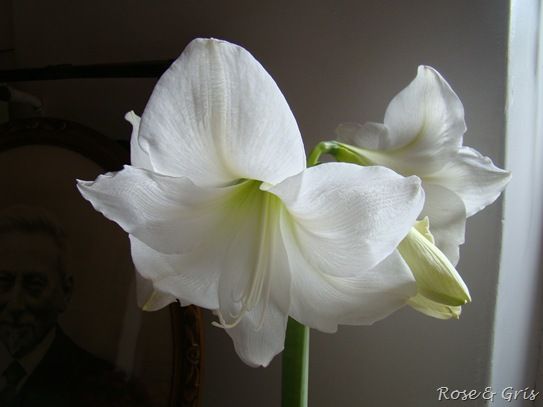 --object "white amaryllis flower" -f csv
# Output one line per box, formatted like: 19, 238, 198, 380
77, 38, 425, 366
336, 66, 511, 265
335, 66, 511, 318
